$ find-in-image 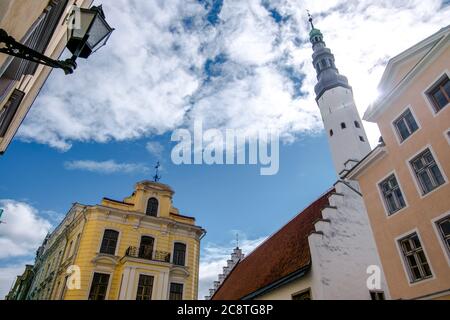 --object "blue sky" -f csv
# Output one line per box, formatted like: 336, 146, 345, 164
1, 0, 449, 299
